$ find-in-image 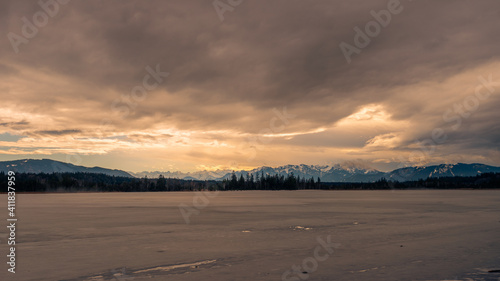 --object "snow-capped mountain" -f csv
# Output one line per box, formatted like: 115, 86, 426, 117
386, 163, 500, 182
220, 164, 385, 182
1, 159, 499, 182
209, 163, 500, 182
132, 164, 386, 182
132, 169, 232, 180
